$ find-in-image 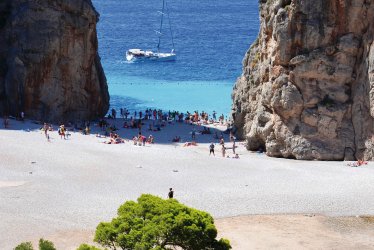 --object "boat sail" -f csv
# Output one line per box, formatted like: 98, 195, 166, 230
126, 0, 176, 62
